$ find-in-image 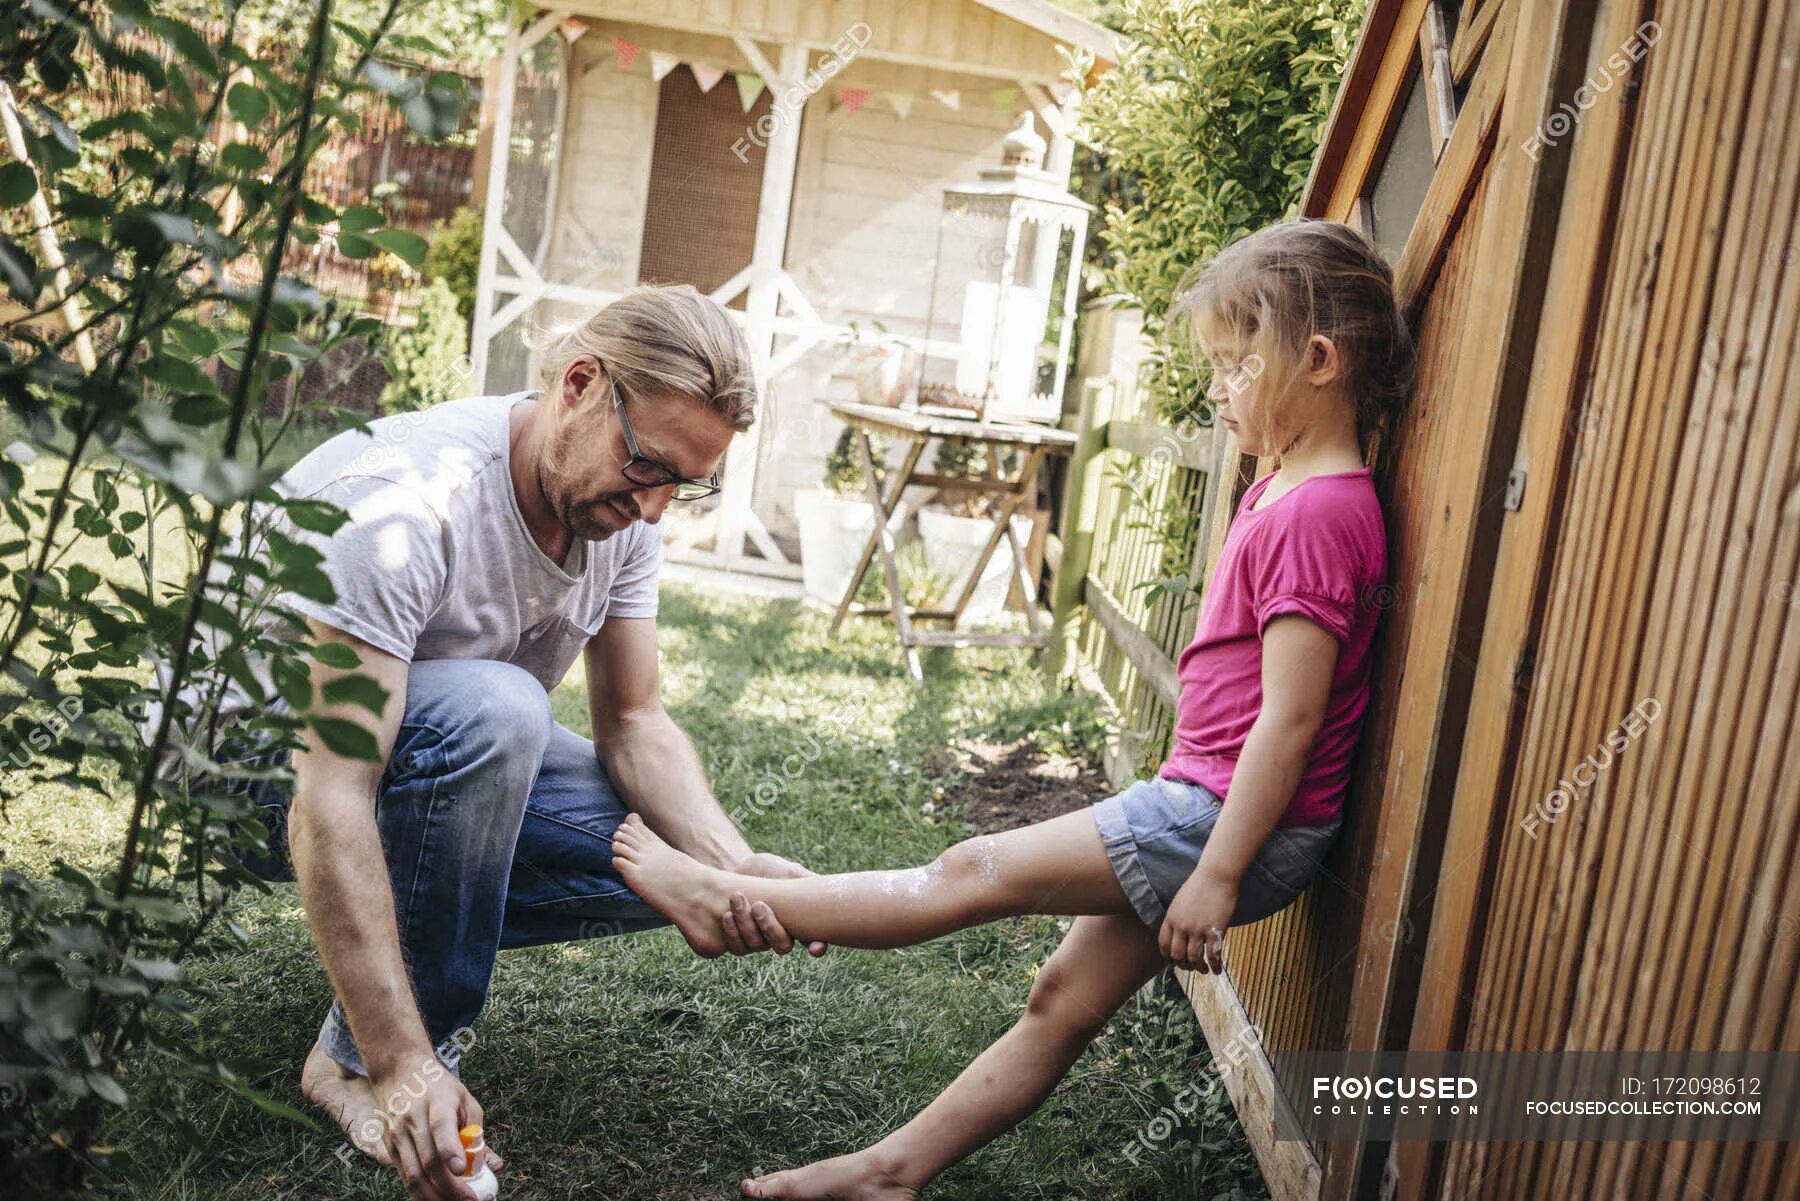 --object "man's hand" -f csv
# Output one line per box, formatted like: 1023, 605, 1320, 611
720, 852, 829, 958
368, 1051, 487, 1201
1160, 867, 1238, 975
